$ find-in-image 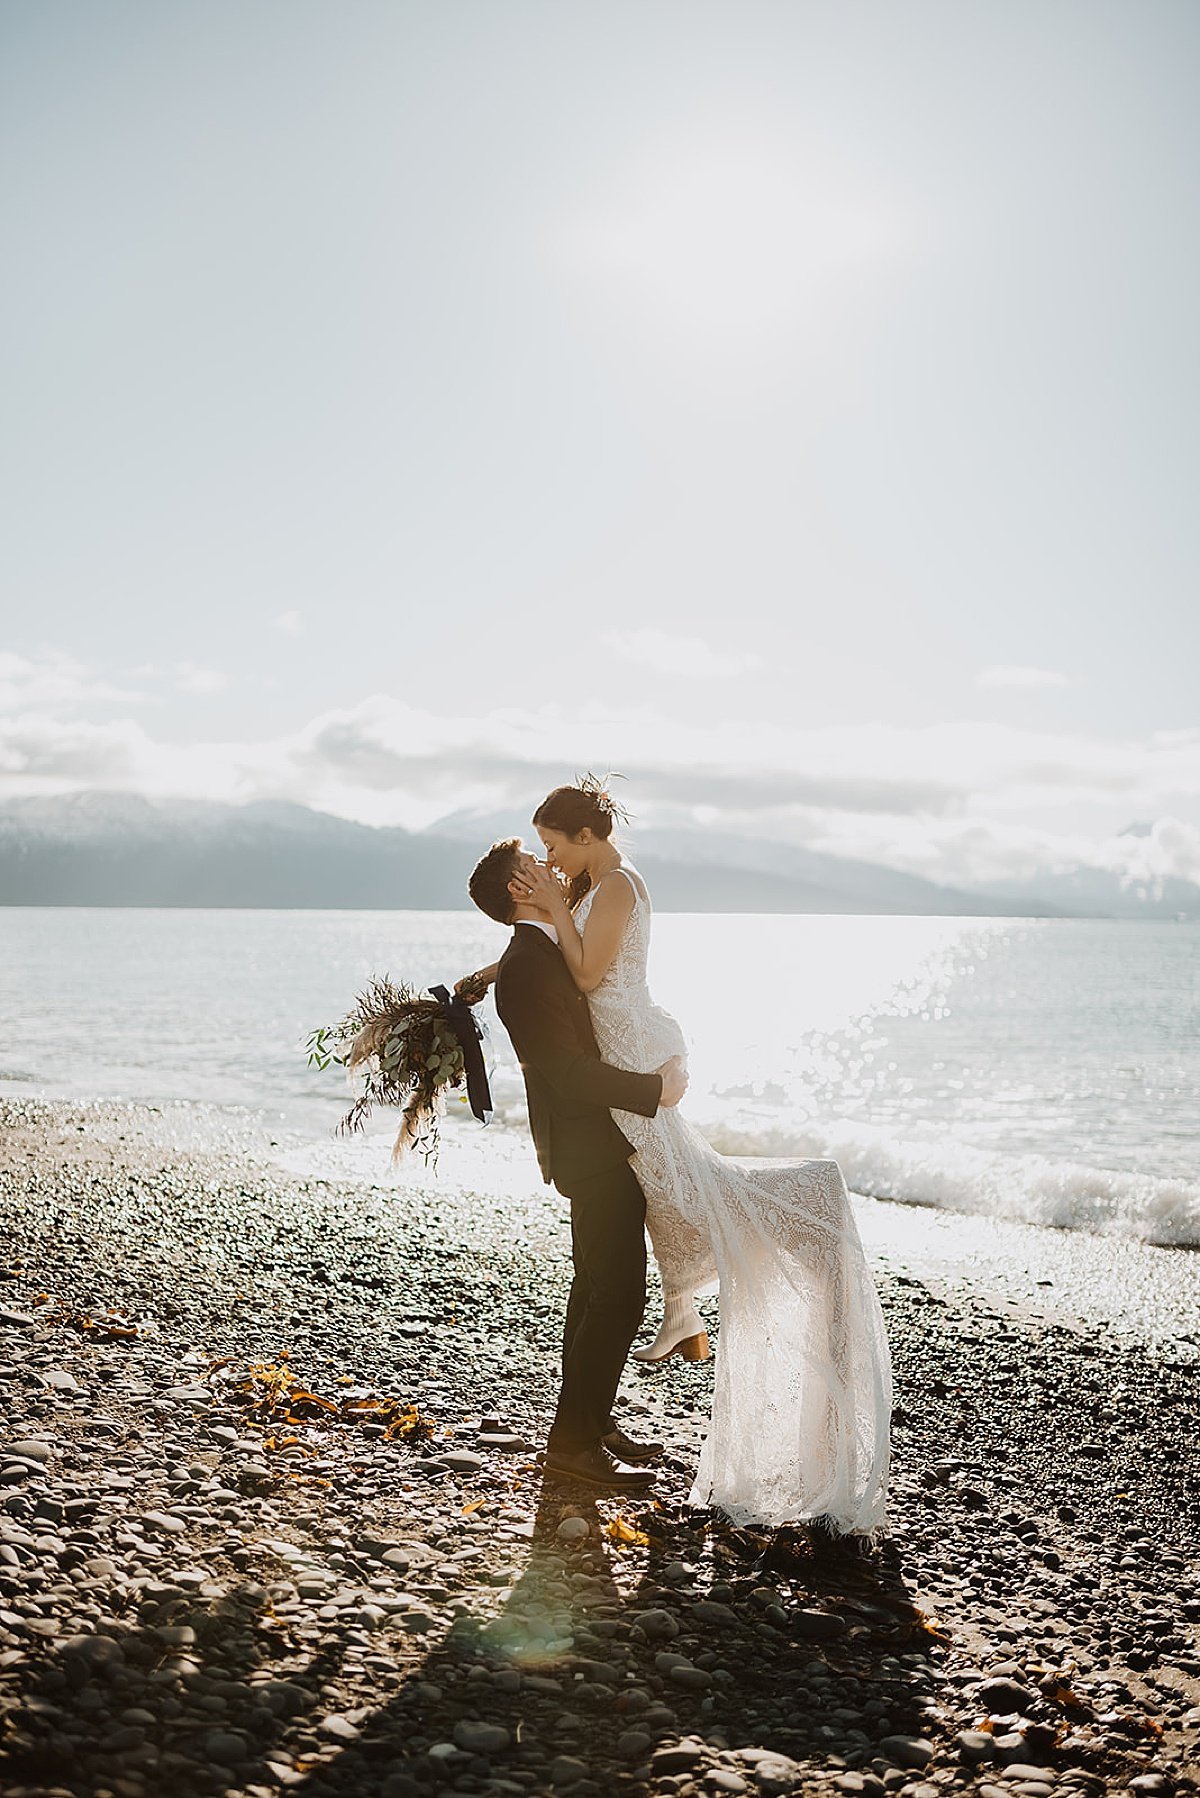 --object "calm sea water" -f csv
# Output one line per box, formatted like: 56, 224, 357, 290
1, 907, 1197, 1245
